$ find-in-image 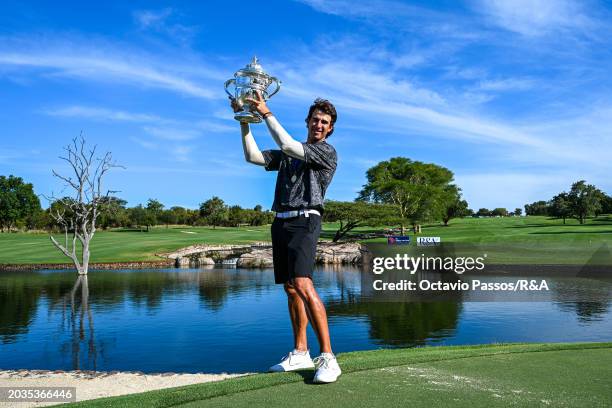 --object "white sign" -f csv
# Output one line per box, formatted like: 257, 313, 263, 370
416, 236, 441, 246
